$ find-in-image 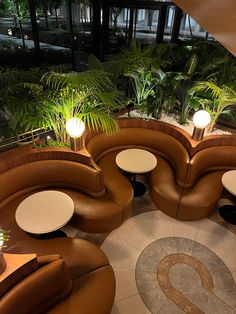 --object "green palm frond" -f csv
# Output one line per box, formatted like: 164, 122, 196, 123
78, 107, 119, 135
188, 79, 236, 129
43, 70, 115, 92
